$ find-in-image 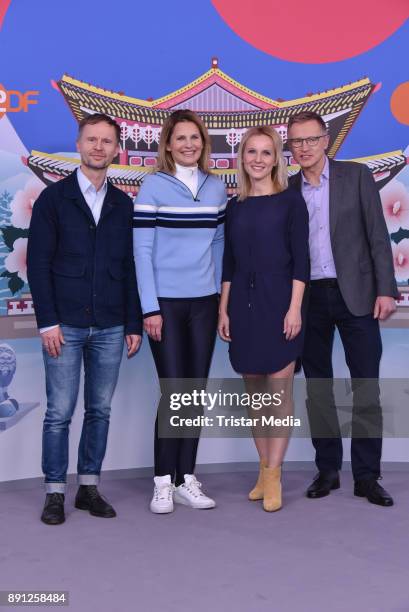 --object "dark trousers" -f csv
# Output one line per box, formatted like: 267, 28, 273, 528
302, 283, 383, 481
149, 295, 218, 486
